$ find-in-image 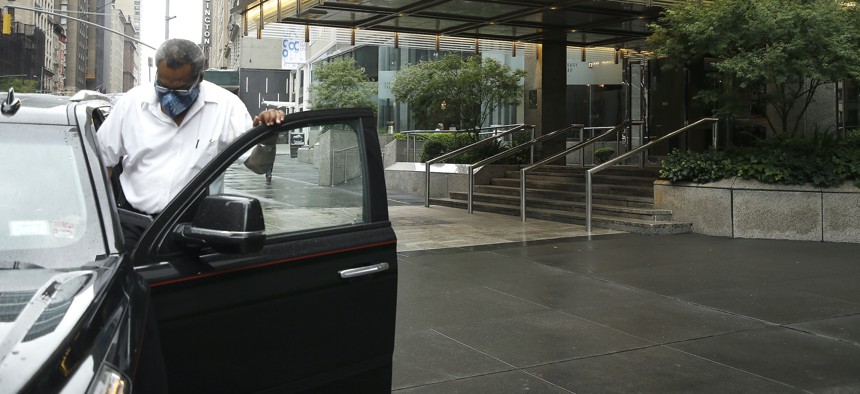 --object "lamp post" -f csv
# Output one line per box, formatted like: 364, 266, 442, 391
165, 0, 176, 40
